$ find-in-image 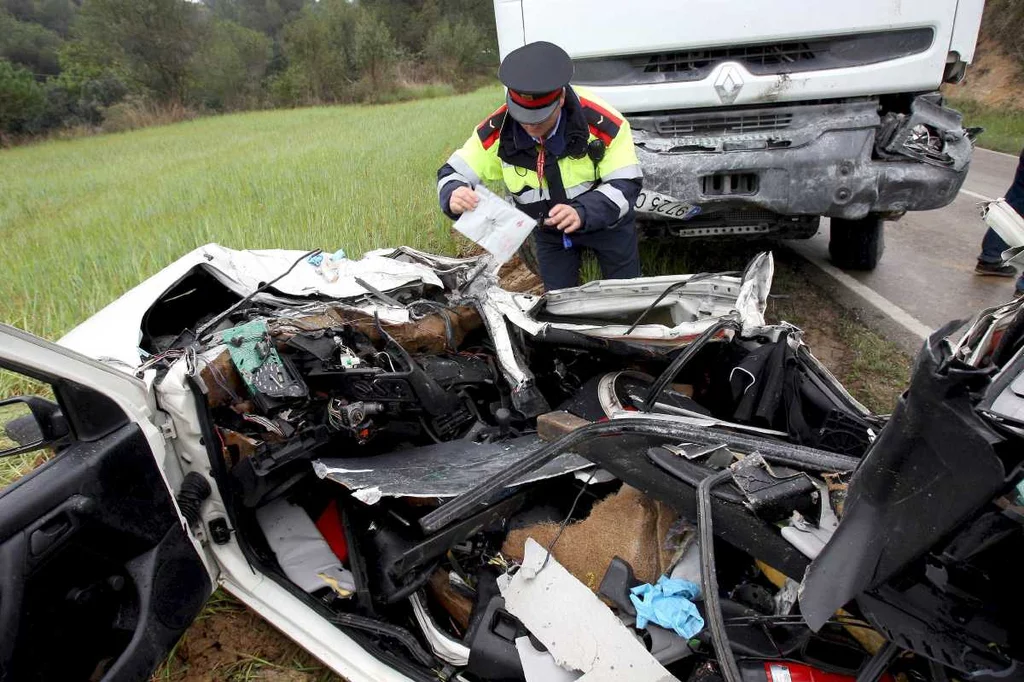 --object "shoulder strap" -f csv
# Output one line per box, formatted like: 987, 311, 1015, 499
476, 104, 507, 150
578, 97, 622, 146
